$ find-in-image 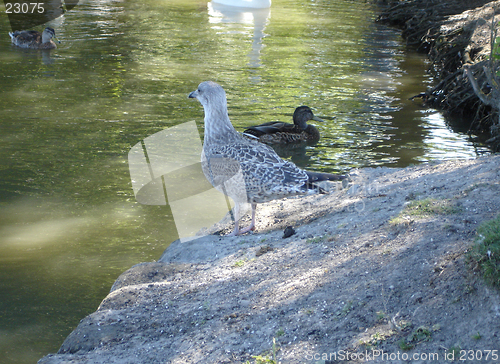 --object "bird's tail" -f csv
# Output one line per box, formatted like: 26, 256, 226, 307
304, 171, 349, 194
305, 171, 347, 182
